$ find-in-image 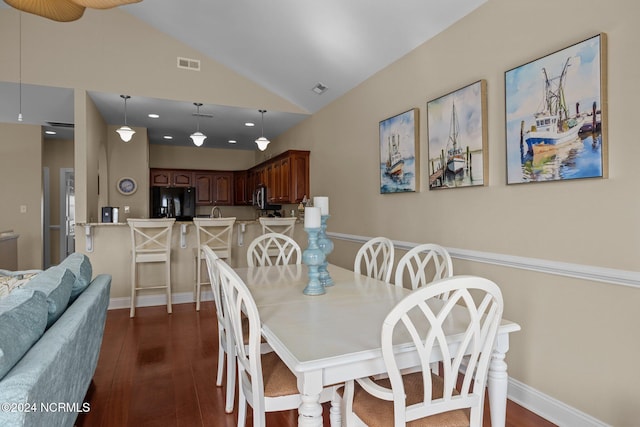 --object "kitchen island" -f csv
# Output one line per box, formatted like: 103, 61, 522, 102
76, 217, 306, 309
